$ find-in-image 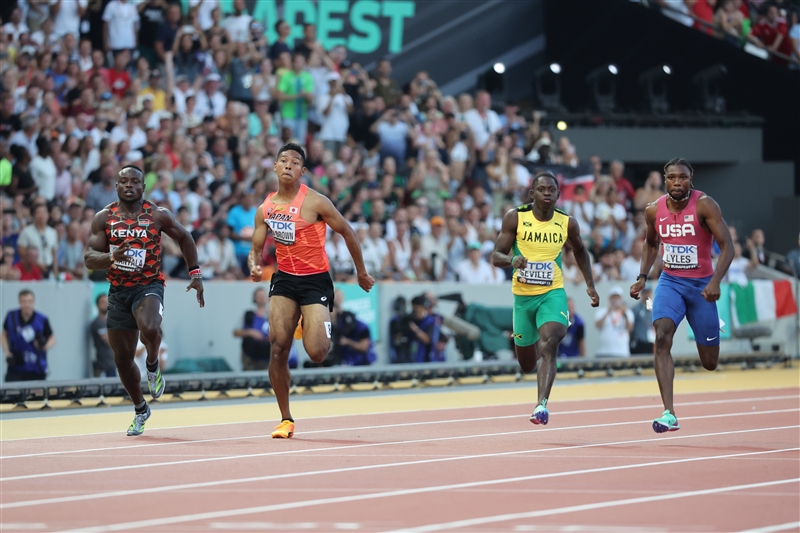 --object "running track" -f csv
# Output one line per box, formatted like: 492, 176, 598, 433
1, 367, 798, 532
